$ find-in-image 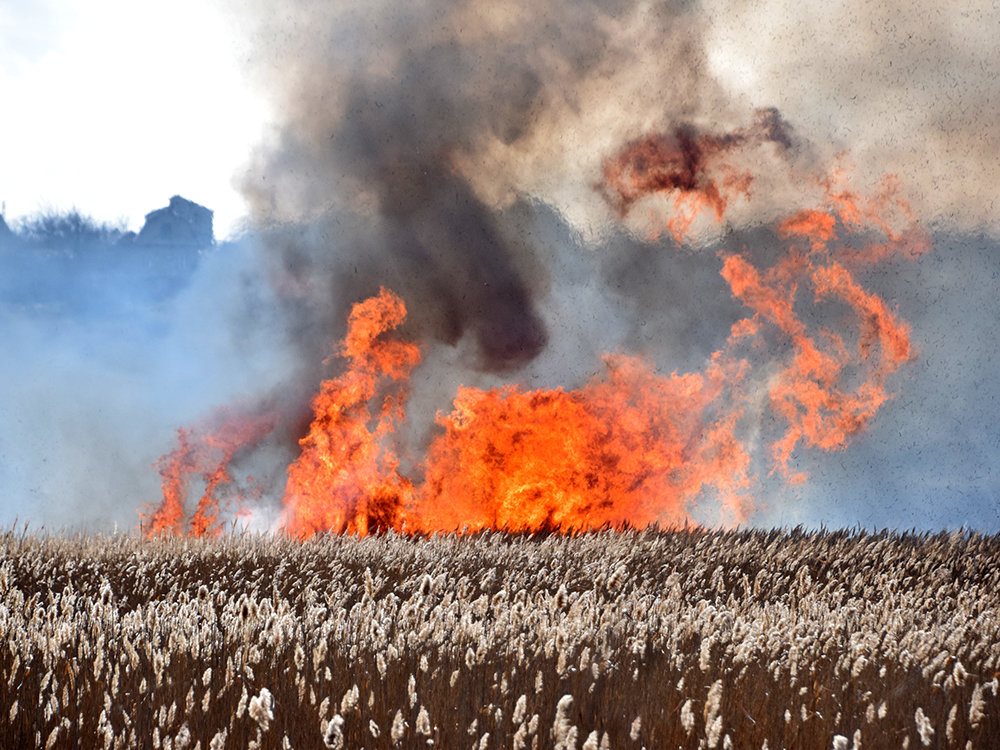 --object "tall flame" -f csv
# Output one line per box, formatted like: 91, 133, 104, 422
145, 120, 929, 538
282, 288, 421, 538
